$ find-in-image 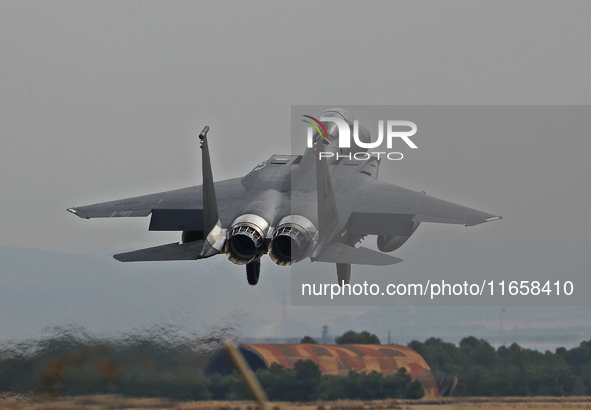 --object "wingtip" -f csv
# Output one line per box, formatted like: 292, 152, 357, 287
67, 208, 78, 215
465, 214, 503, 226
